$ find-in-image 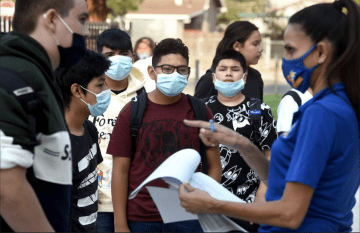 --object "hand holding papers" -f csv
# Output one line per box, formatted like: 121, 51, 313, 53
129, 148, 248, 232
